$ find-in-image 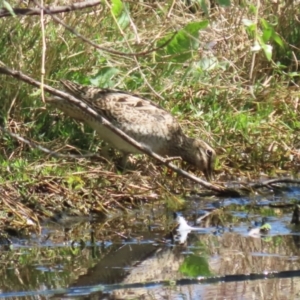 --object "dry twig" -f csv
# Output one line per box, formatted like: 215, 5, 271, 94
0, 0, 102, 18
